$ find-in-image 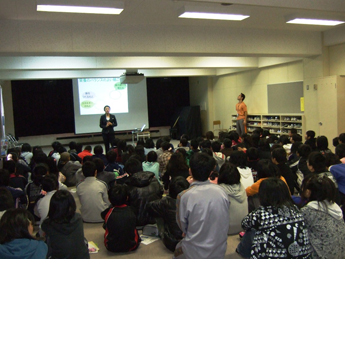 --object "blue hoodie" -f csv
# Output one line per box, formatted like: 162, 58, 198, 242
0, 239, 48, 259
